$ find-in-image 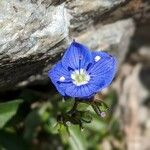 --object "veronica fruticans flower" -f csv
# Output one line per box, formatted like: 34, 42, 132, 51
48, 41, 117, 99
